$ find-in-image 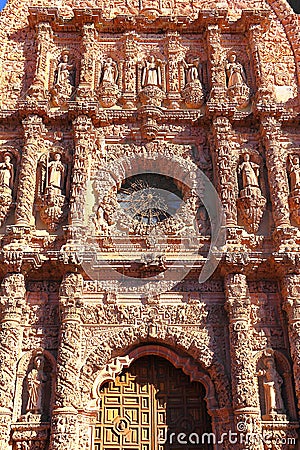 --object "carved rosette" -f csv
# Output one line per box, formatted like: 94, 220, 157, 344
39, 187, 66, 231
97, 82, 121, 108
237, 186, 266, 233
0, 274, 26, 449
181, 79, 204, 109
139, 85, 166, 107
50, 273, 83, 450
282, 274, 300, 412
